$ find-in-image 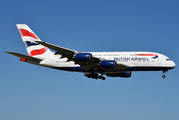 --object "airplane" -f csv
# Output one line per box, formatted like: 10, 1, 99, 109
5, 24, 176, 80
